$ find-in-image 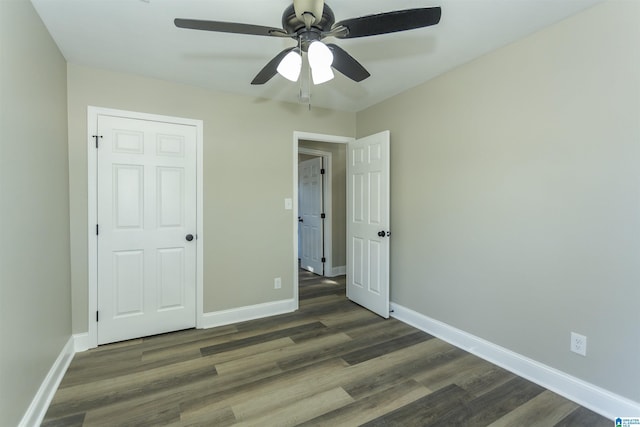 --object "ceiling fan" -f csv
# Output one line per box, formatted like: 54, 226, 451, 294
175, 0, 441, 86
